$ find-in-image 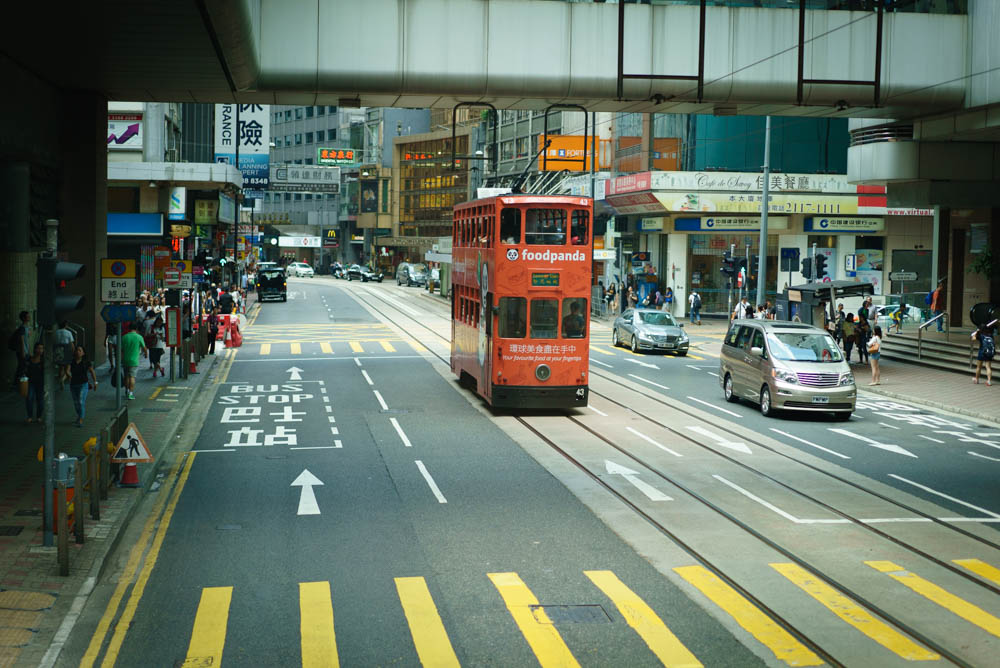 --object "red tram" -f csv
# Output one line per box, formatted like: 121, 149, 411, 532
451, 194, 593, 408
